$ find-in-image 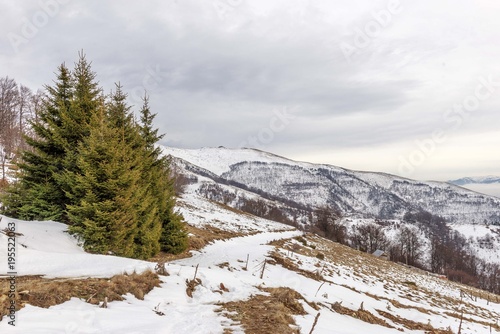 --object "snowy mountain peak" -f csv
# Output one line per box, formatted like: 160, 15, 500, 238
164, 146, 336, 176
